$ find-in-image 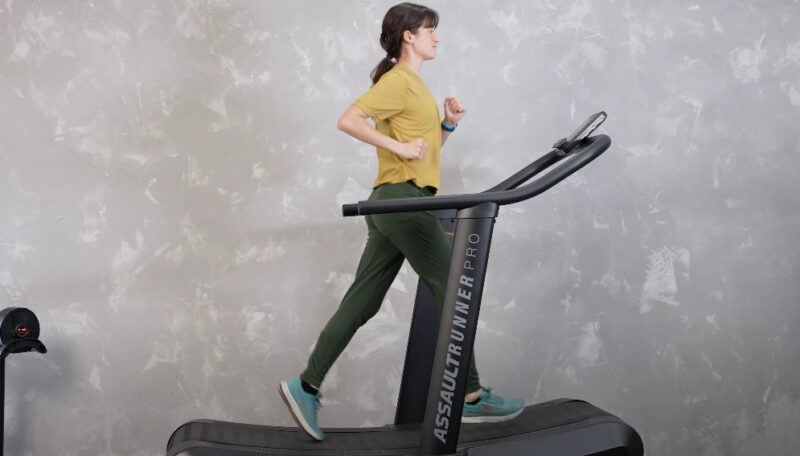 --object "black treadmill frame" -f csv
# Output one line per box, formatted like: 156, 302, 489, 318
167, 113, 644, 456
